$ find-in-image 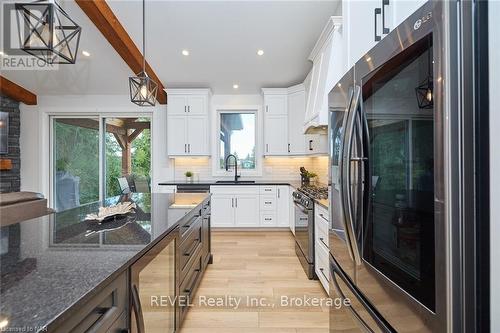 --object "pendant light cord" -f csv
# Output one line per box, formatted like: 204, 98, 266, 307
142, 0, 146, 73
